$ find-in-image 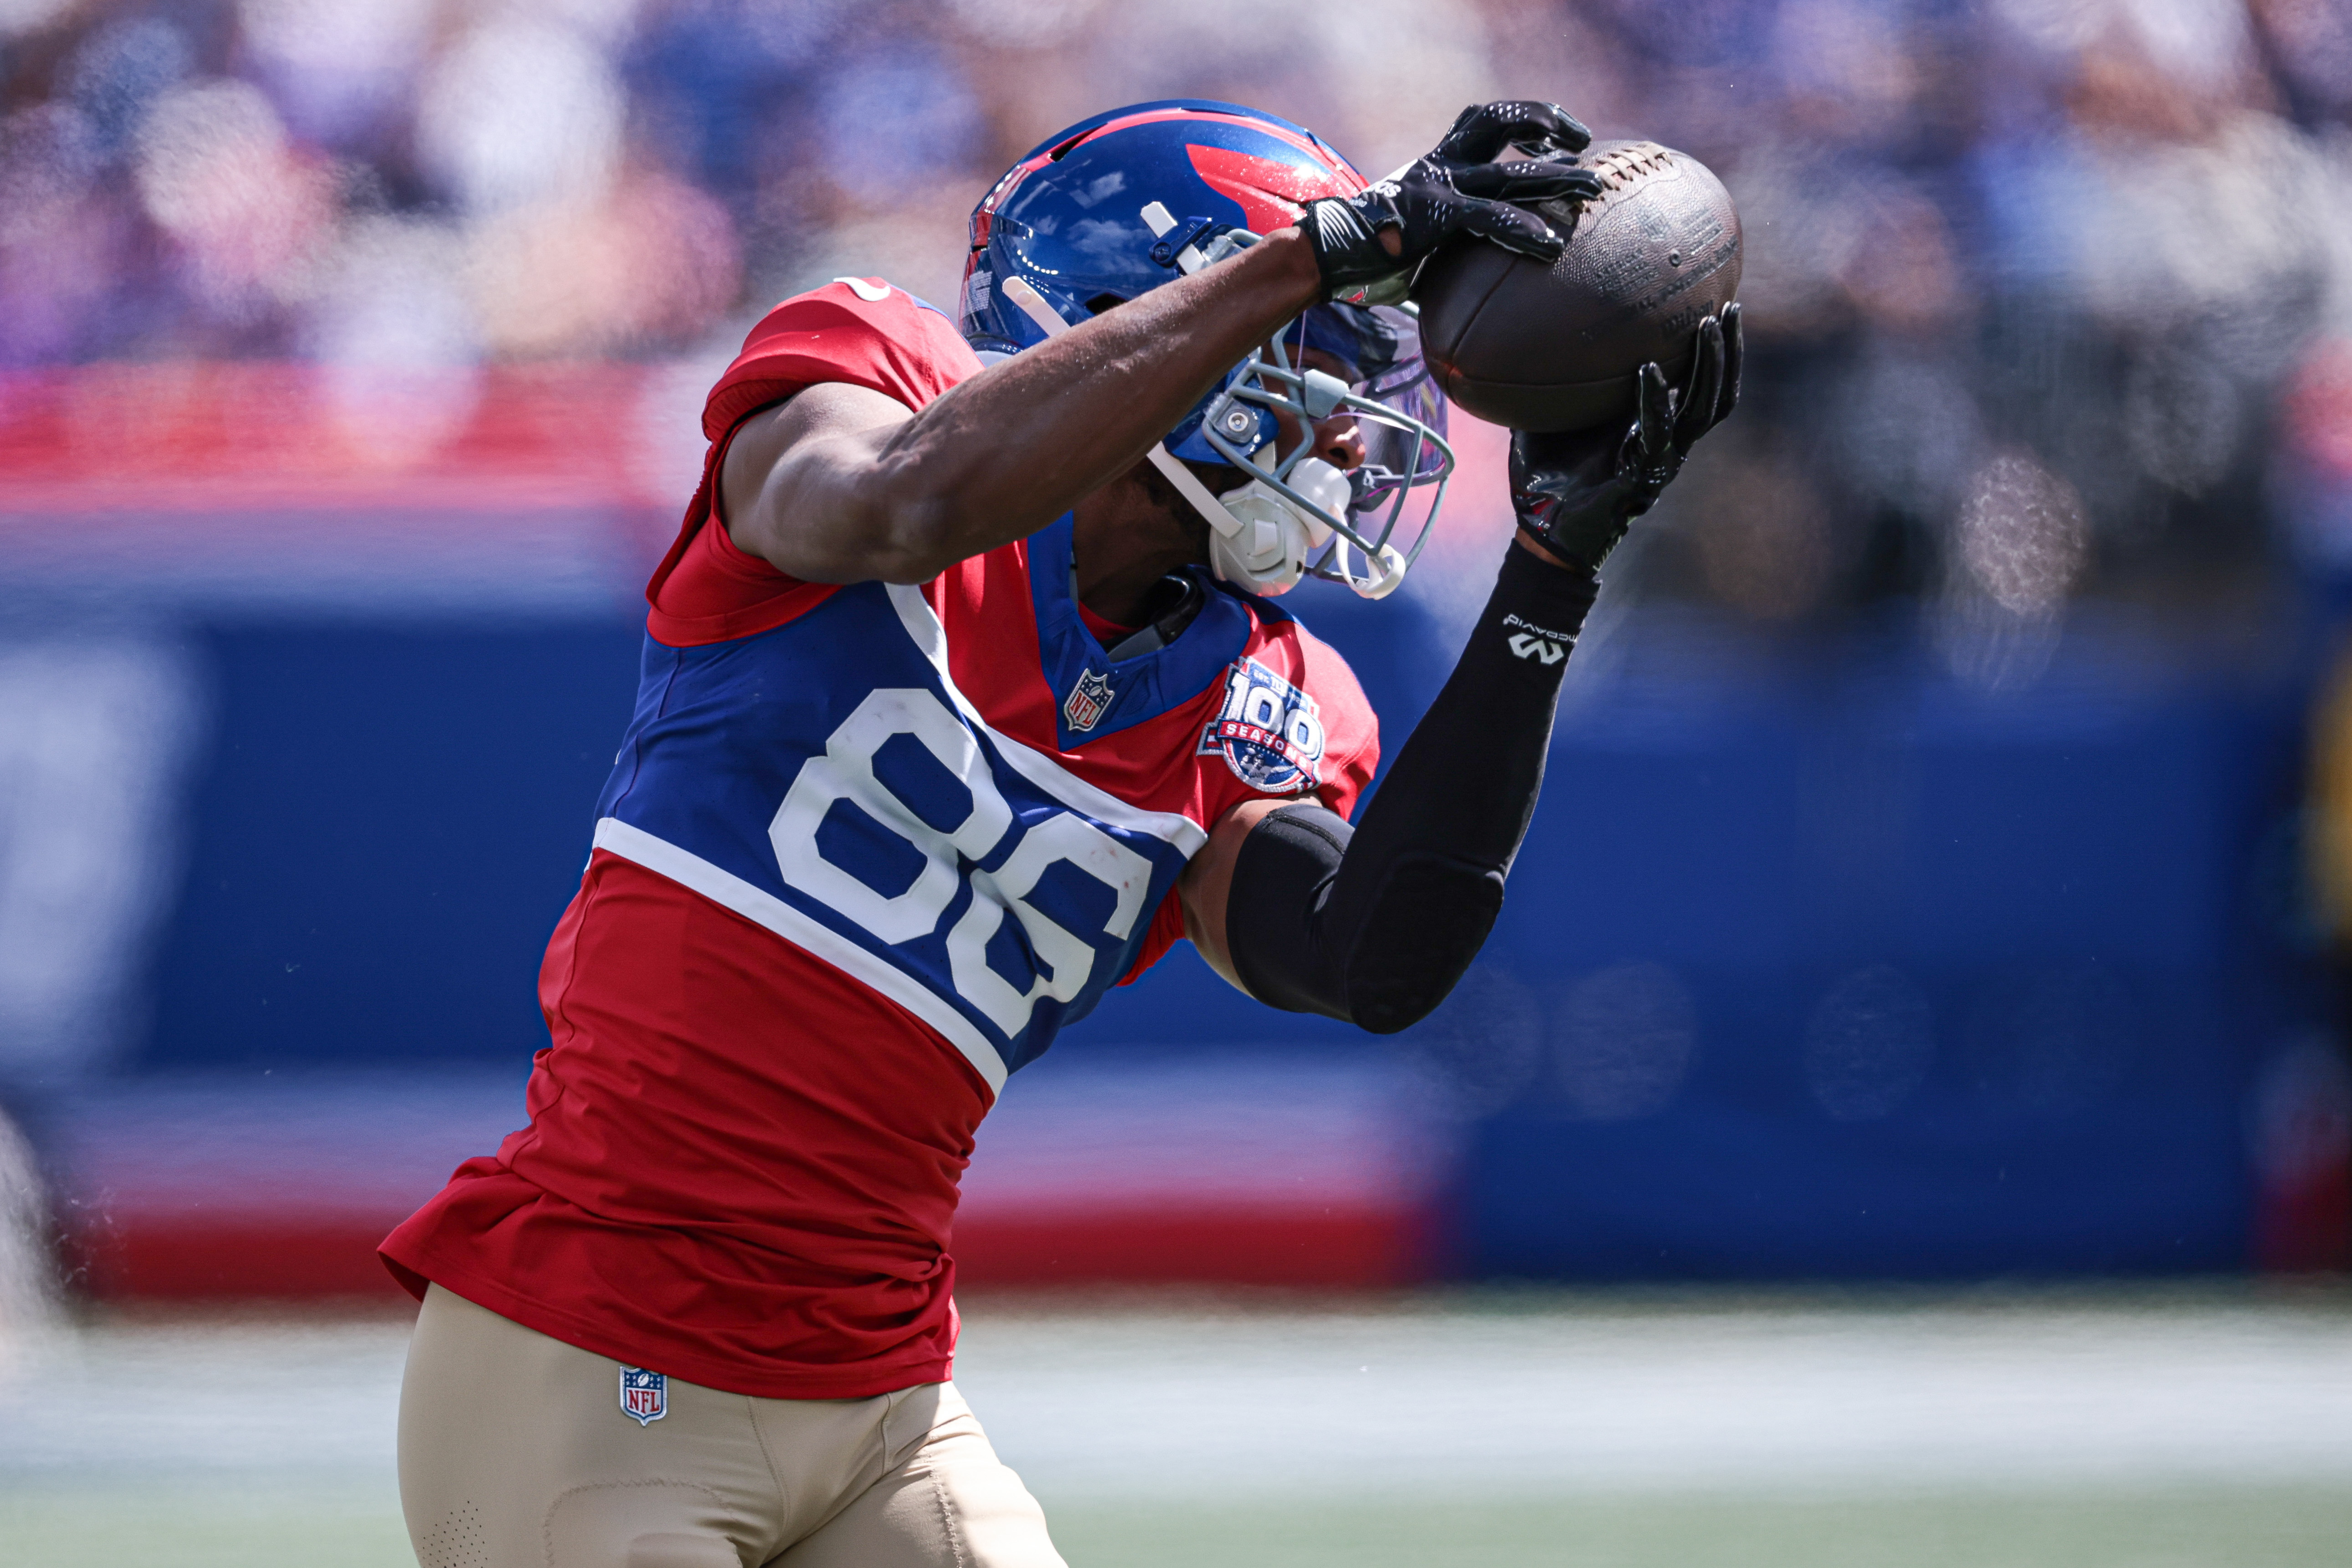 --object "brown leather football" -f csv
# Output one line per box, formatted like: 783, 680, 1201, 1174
1412, 140, 1742, 432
